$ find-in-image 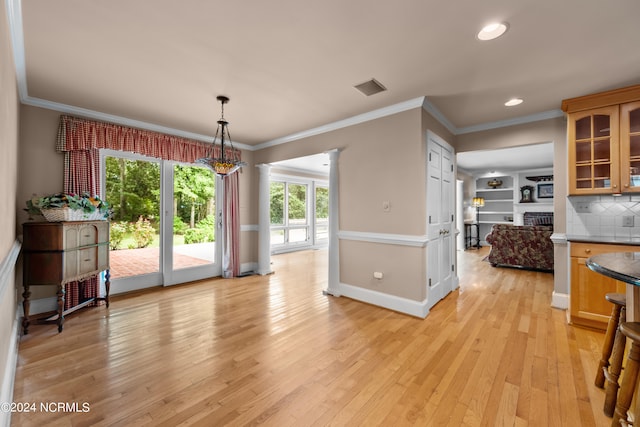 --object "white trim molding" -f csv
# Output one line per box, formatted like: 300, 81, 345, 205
551, 291, 569, 310
0, 240, 20, 299
340, 282, 429, 318
1, 240, 22, 427
338, 230, 430, 247
456, 109, 565, 135
254, 98, 426, 150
